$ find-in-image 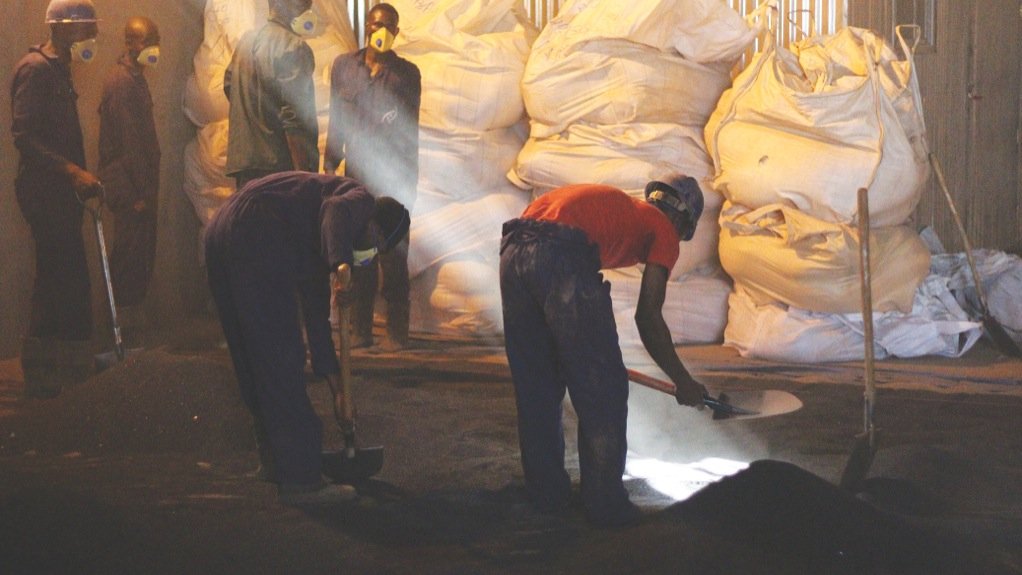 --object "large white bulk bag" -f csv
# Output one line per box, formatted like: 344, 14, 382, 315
182, 122, 233, 225
546, 0, 762, 63
417, 124, 528, 206
706, 27, 929, 227
719, 202, 930, 314
523, 39, 733, 139
391, 0, 536, 132
607, 266, 732, 345
407, 190, 529, 278
512, 122, 716, 195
